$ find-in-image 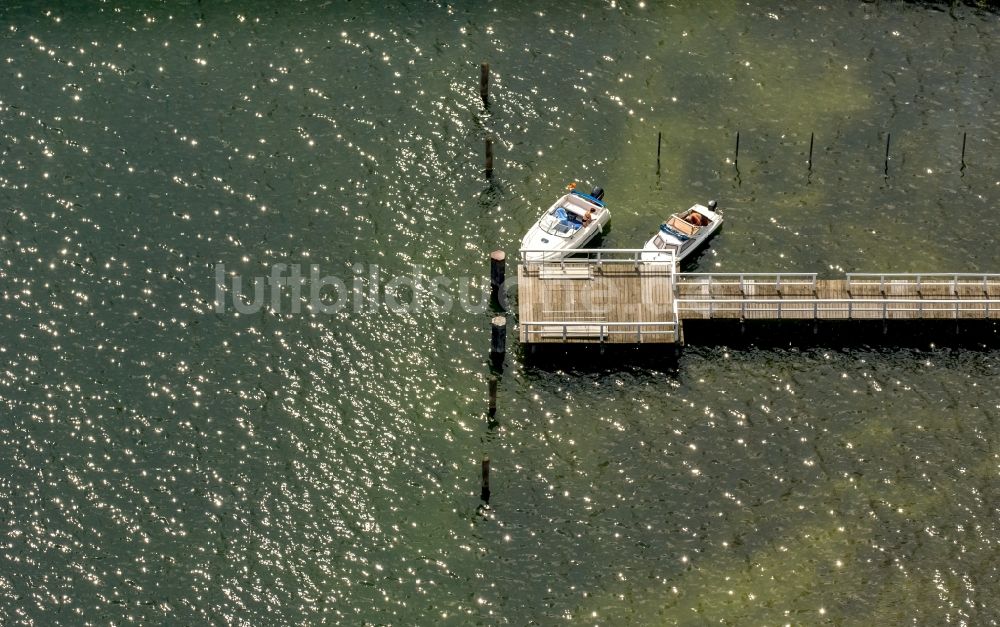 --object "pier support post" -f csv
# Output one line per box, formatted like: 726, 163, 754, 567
656, 131, 662, 174
488, 375, 497, 417
734, 131, 740, 168
485, 138, 494, 179
480, 455, 491, 502
808, 132, 814, 171
480, 62, 490, 106
490, 250, 506, 304
884, 132, 891, 177
961, 131, 967, 172
490, 315, 507, 360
